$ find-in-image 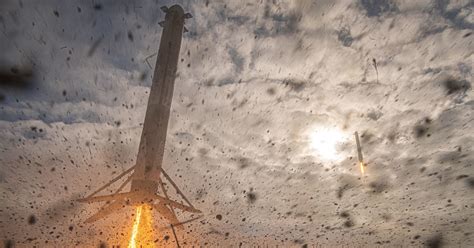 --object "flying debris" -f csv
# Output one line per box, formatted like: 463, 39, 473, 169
354, 131, 365, 175
78, 5, 200, 229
